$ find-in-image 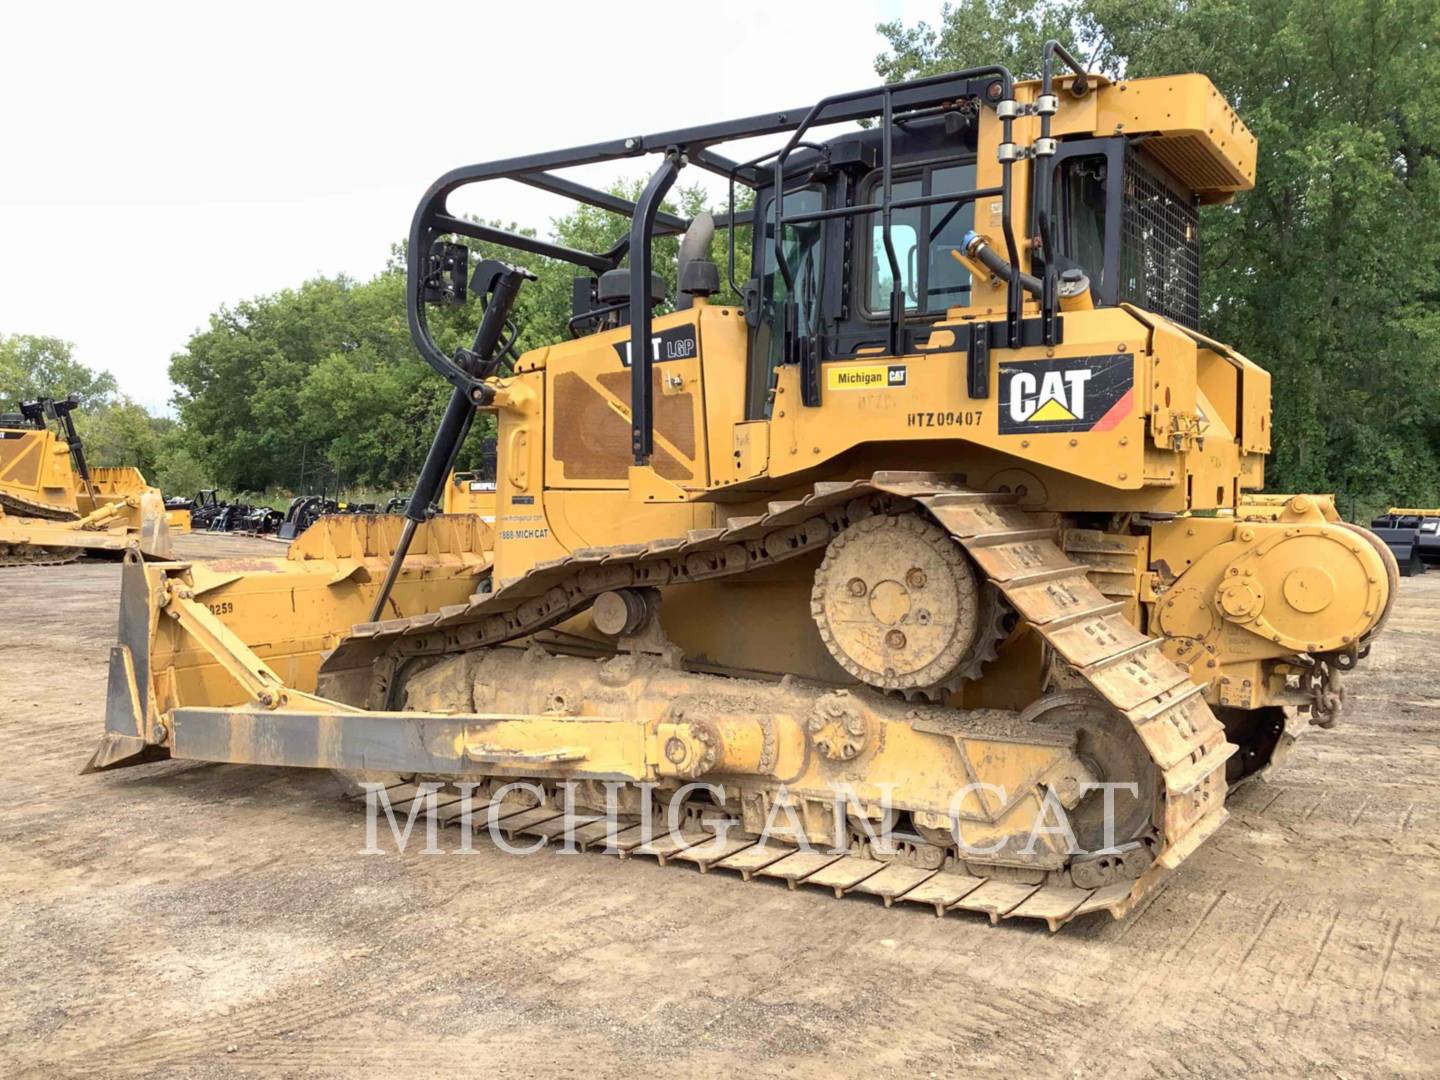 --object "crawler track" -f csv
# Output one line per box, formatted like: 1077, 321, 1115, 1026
348, 780, 1142, 931
0, 543, 82, 568
0, 493, 83, 567
329, 471, 1235, 926
0, 491, 79, 522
